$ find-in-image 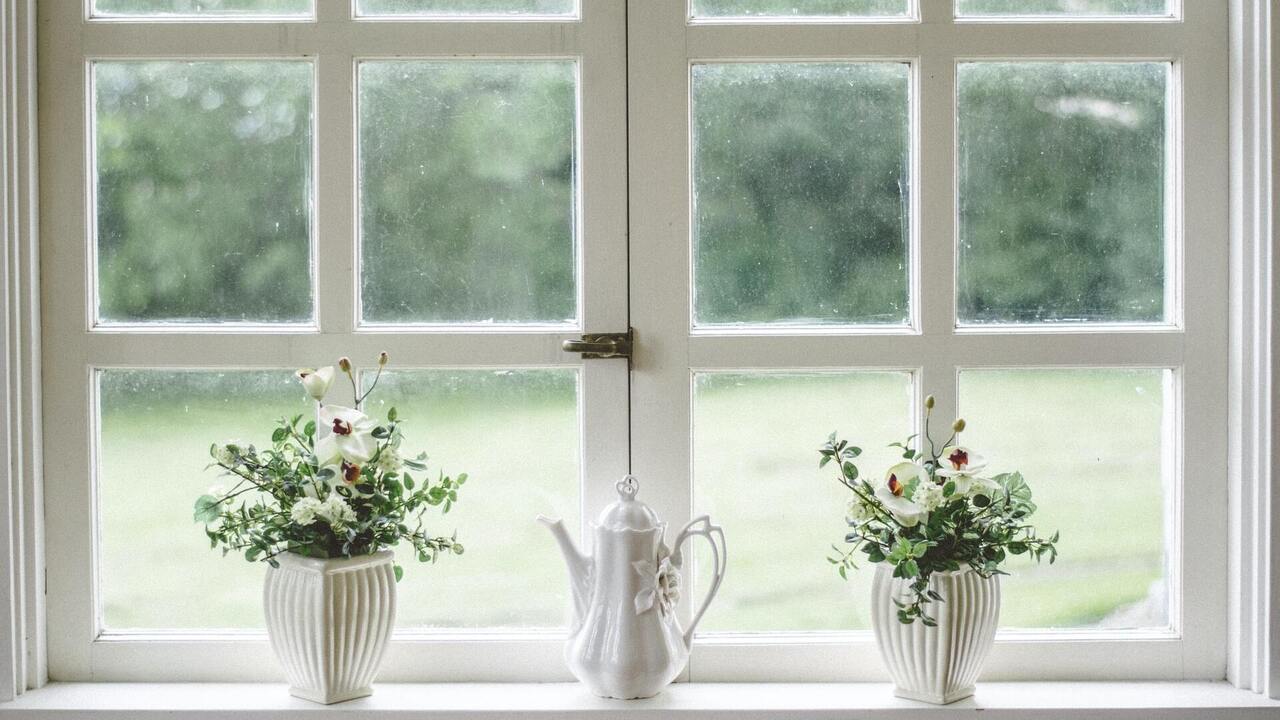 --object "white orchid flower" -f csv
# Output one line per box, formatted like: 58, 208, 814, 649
296, 366, 335, 403
876, 461, 929, 527
314, 405, 377, 466
936, 445, 987, 478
